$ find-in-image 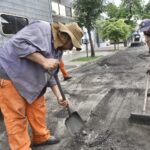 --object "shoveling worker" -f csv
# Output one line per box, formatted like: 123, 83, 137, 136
139, 19, 150, 73
60, 59, 72, 81
0, 21, 83, 150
